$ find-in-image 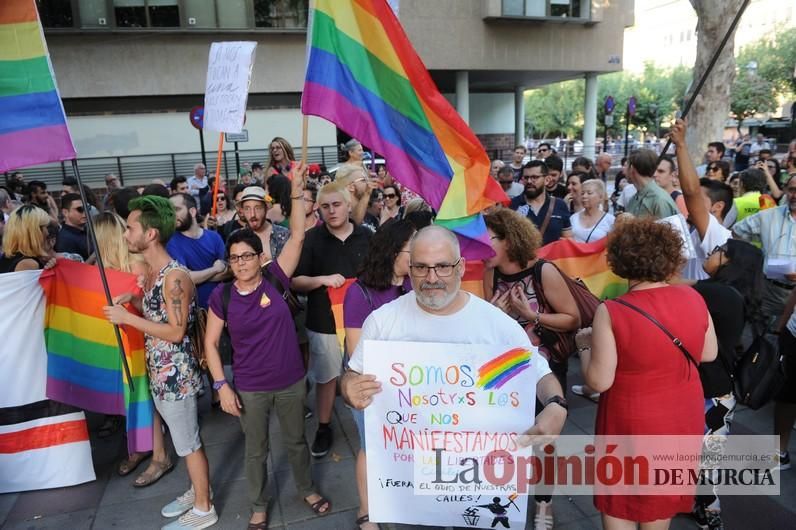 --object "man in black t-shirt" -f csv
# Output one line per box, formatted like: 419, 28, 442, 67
292, 181, 371, 458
